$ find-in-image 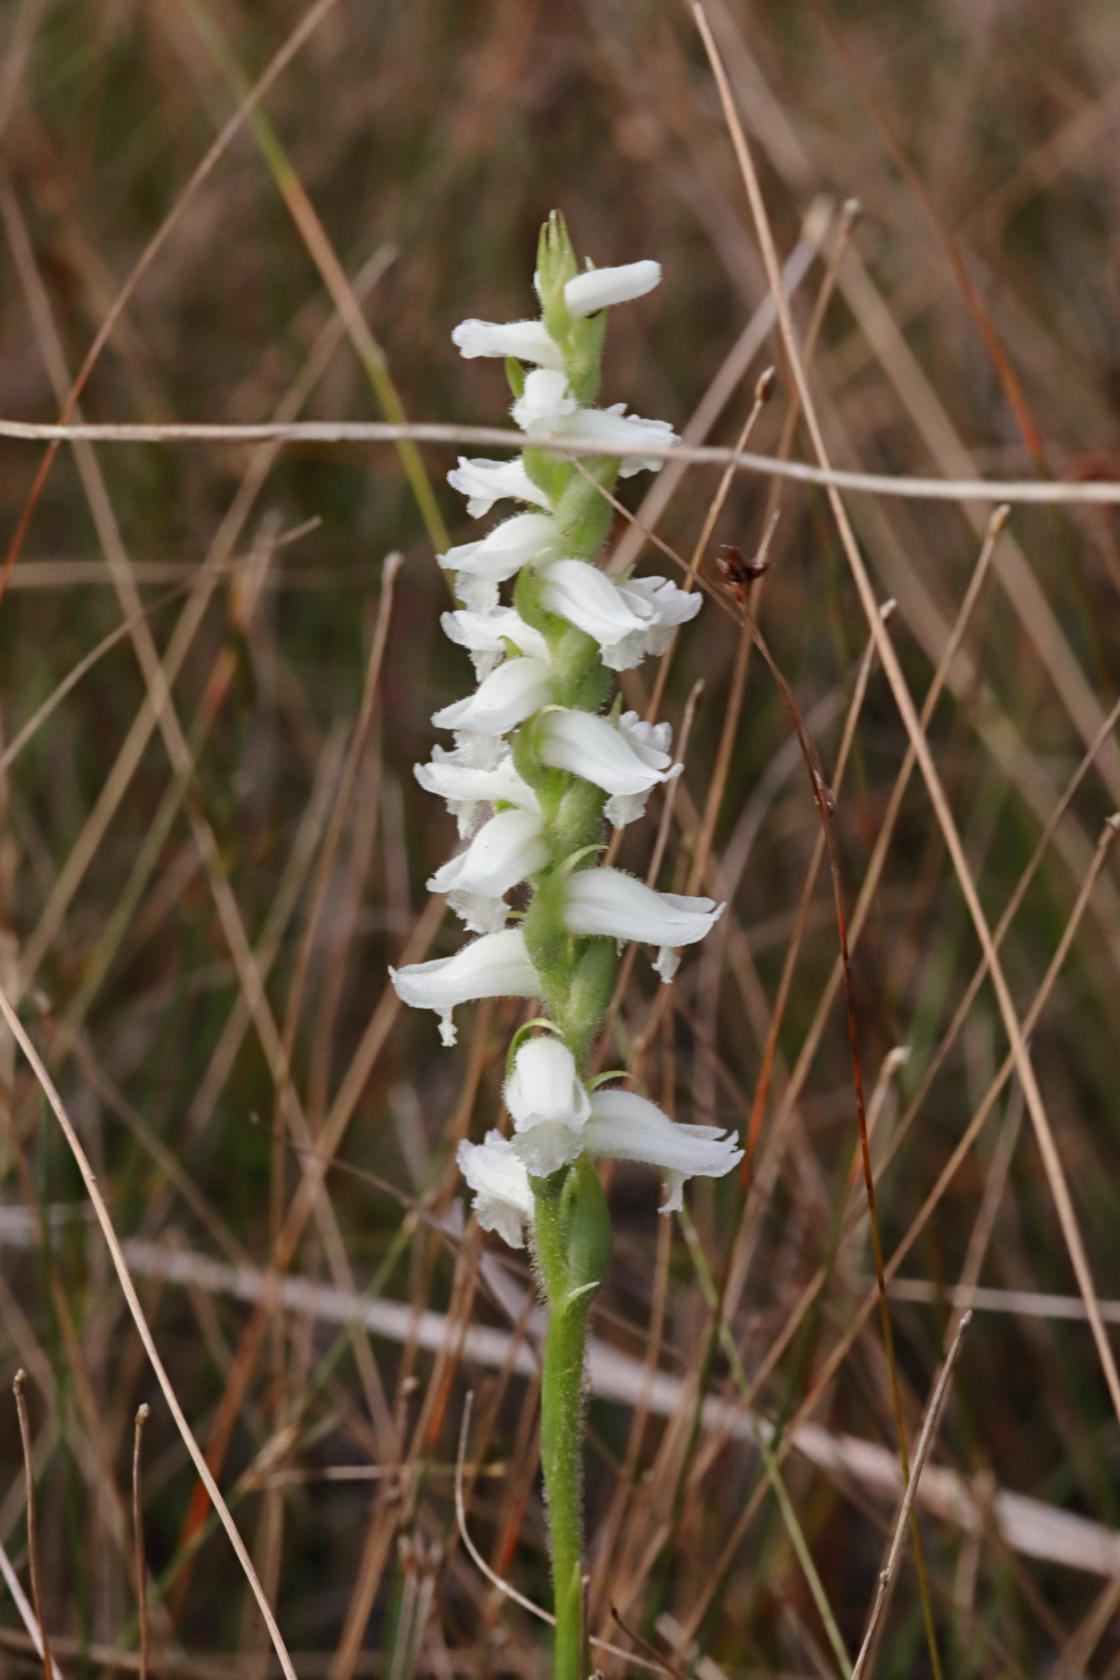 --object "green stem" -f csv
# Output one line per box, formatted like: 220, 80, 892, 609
541, 1298, 590, 1680
532, 1160, 611, 1680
